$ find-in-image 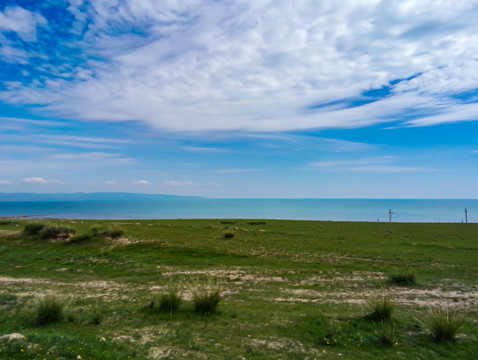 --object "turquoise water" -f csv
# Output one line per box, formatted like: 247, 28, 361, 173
0, 199, 476, 223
